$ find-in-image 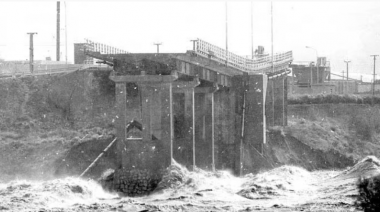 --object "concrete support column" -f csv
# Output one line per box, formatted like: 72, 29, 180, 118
110, 74, 178, 171
194, 85, 219, 171
211, 84, 219, 172
276, 77, 284, 126
172, 78, 200, 170
283, 77, 288, 126
115, 82, 127, 168
158, 83, 173, 167
139, 84, 152, 142
241, 75, 266, 174
272, 79, 275, 126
